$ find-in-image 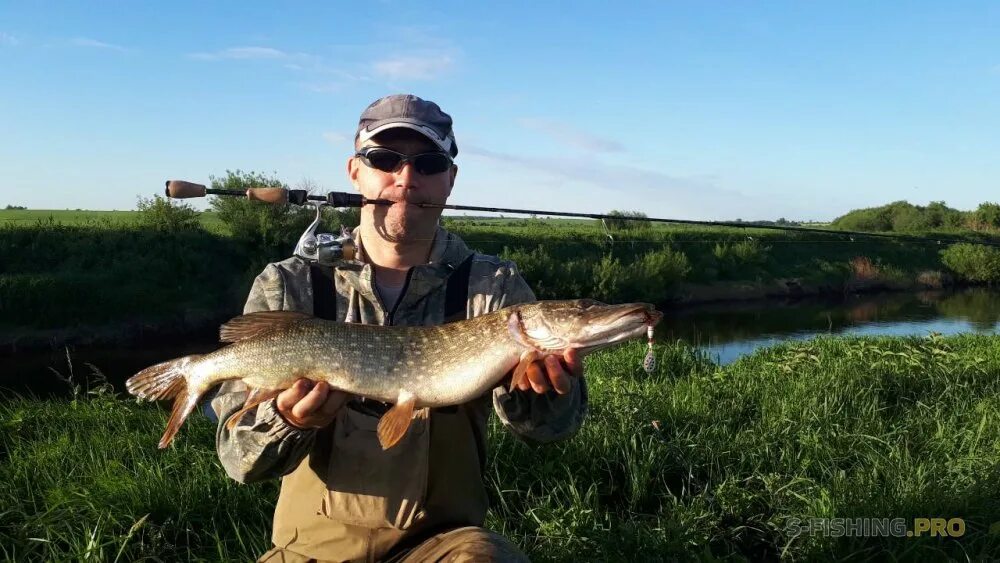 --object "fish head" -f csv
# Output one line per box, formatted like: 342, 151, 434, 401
512, 299, 663, 354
